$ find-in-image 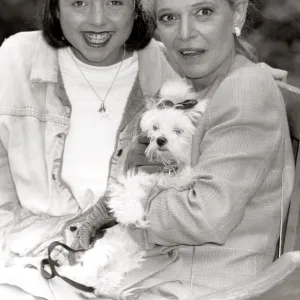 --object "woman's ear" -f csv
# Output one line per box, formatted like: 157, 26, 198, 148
145, 97, 158, 110
233, 0, 249, 31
